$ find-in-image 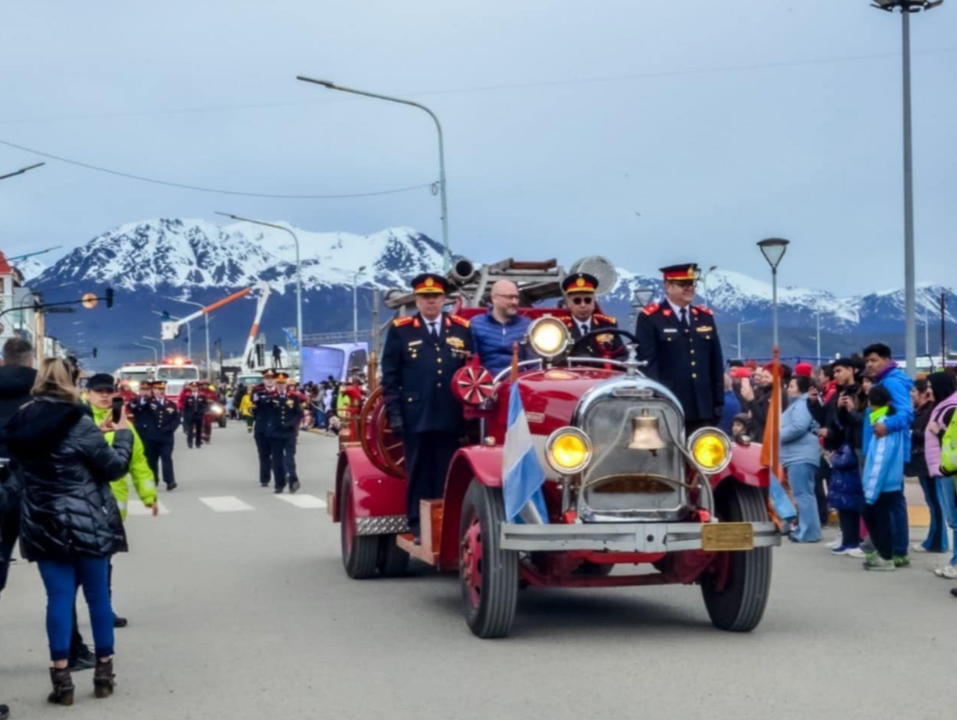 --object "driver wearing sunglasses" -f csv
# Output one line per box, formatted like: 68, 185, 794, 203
561, 273, 623, 359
